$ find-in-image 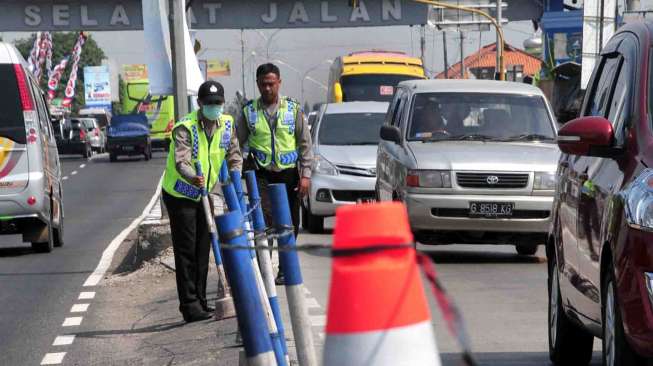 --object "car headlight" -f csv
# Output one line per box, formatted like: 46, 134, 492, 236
534, 172, 557, 190
406, 170, 452, 188
625, 169, 653, 230
313, 155, 338, 176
